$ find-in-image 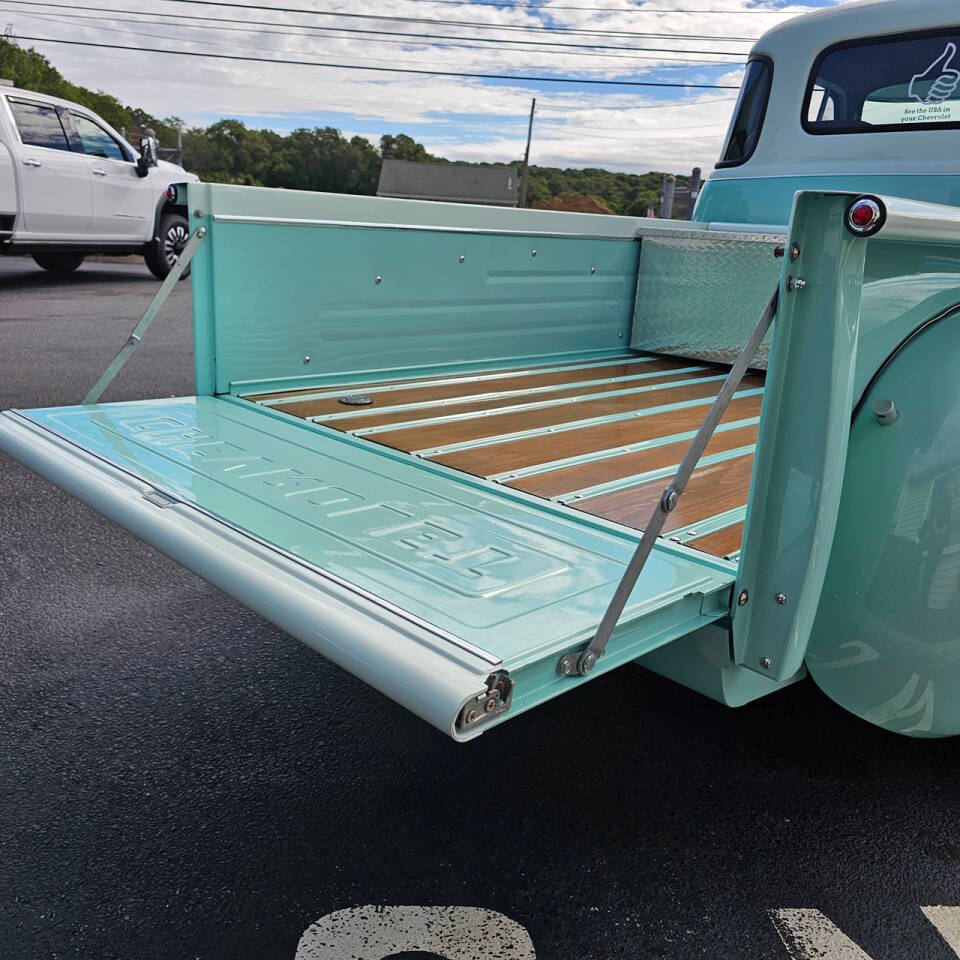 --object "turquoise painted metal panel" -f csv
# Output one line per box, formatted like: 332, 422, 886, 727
734, 192, 867, 682
695, 175, 960, 230
638, 623, 806, 708
631, 229, 783, 368
853, 243, 960, 403
807, 310, 960, 737
8, 397, 735, 706
187, 183, 641, 397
